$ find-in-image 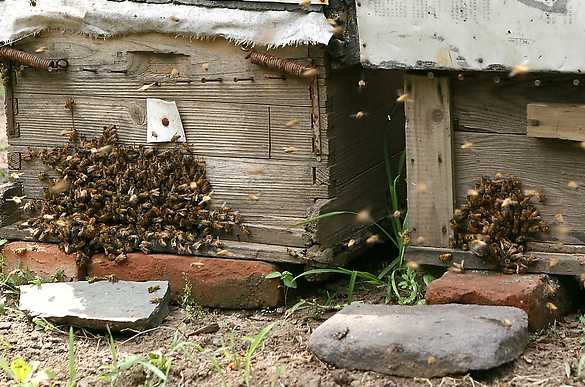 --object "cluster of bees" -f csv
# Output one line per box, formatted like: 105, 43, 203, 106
449, 174, 549, 273
19, 126, 244, 263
